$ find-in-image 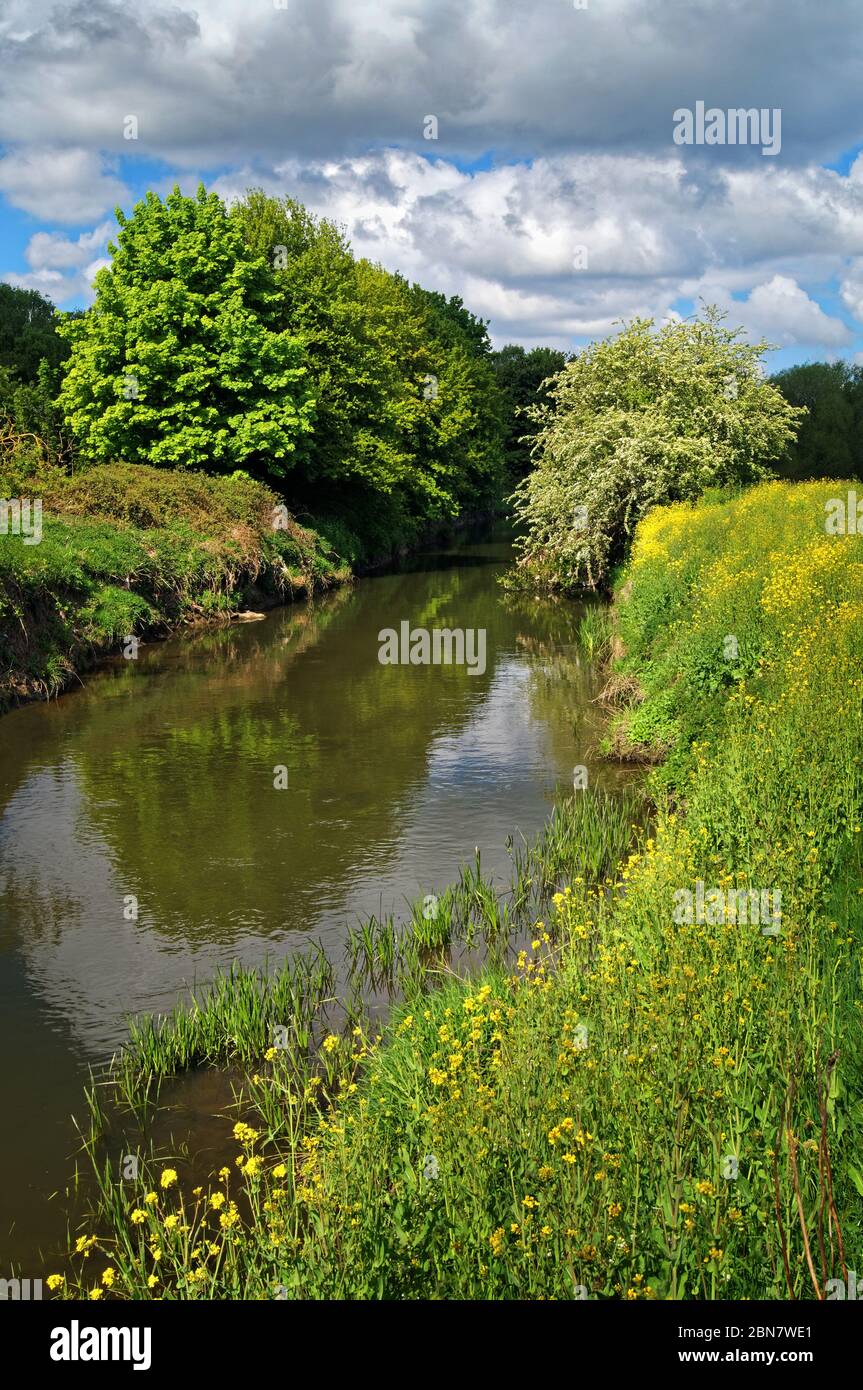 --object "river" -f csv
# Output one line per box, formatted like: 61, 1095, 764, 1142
0, 527, 629, 1275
